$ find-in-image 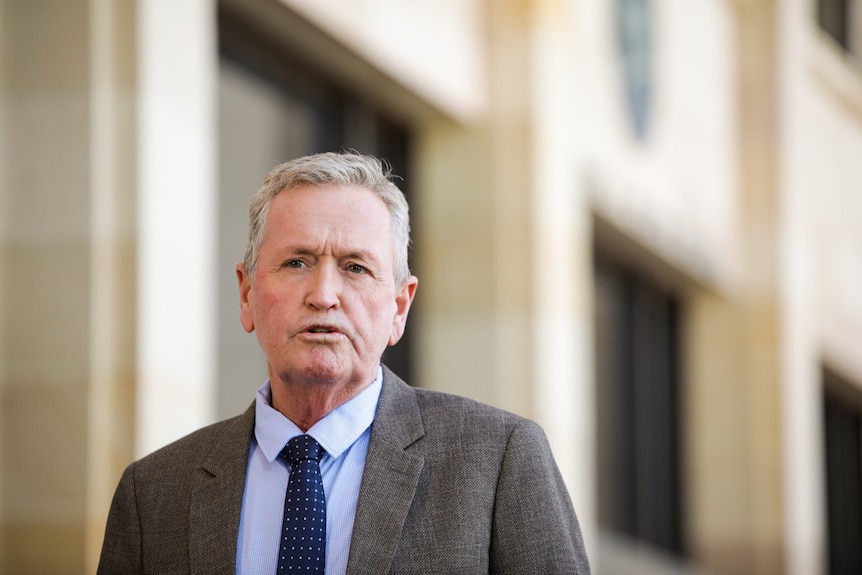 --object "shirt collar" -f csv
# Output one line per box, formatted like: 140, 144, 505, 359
253, 366, 383, 463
